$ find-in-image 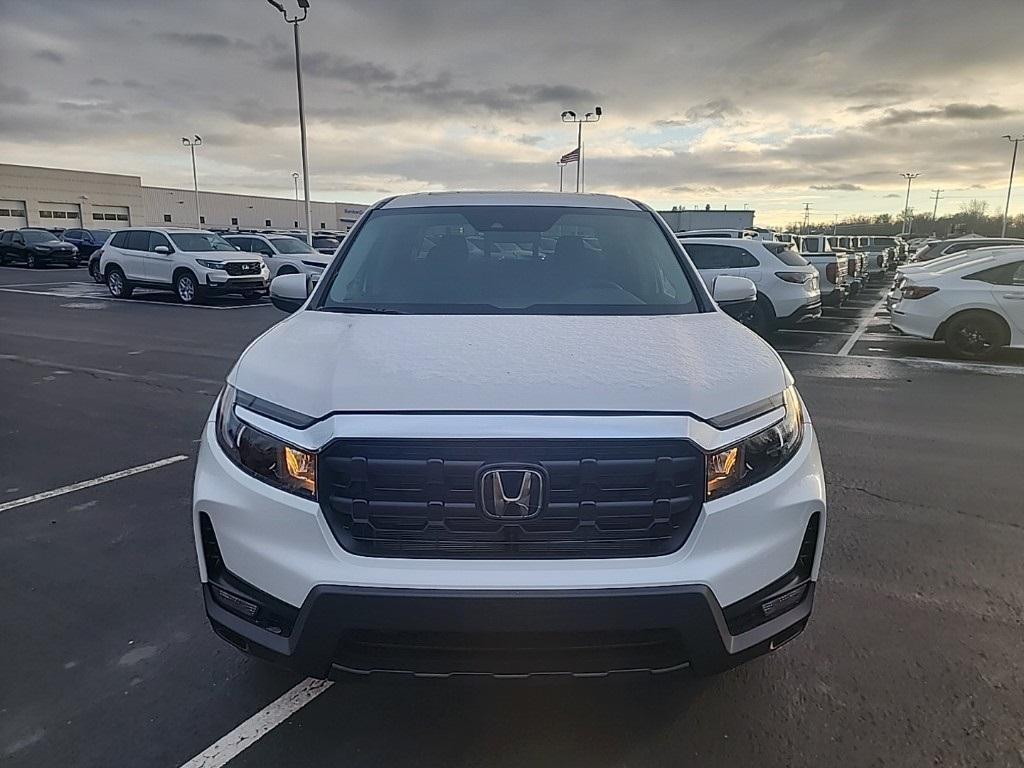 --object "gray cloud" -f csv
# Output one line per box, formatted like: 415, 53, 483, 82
0, 84, 31, 104
512, 134, 545, 146
685, 99, 740, 122
883, 193, 901, 198
33, 49, 65, 64
154, 32, 256, 51
871, 102, 1016, 127
87, 77, 112, 87
274, 52, 397, 85
810, 183, 863, 191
